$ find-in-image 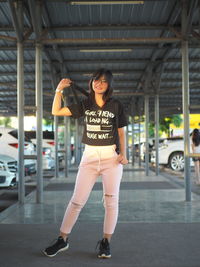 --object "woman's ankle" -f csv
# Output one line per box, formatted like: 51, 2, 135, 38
60, 232, 68, 242
103, 234, 112, 242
